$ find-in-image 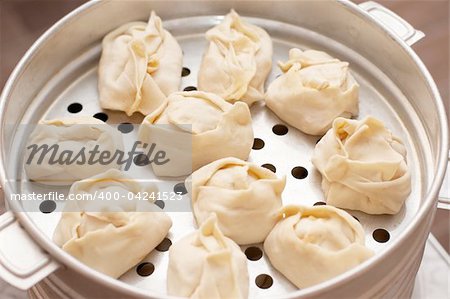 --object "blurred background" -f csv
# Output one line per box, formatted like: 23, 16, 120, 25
0, 0, 449, 298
